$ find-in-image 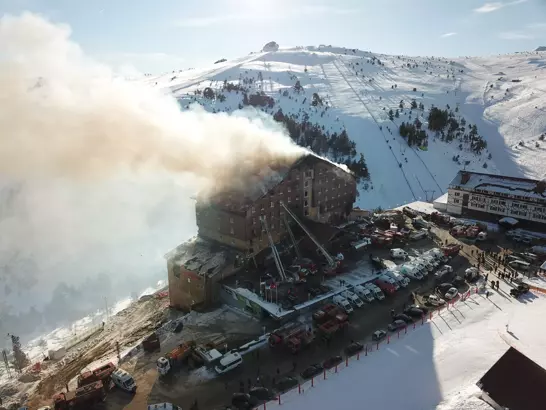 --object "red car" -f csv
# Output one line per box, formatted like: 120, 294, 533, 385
374, 279, 396, 295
